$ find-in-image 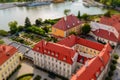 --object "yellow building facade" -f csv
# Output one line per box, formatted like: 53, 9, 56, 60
0, 45, 20, 80
52, 14, 82, 37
